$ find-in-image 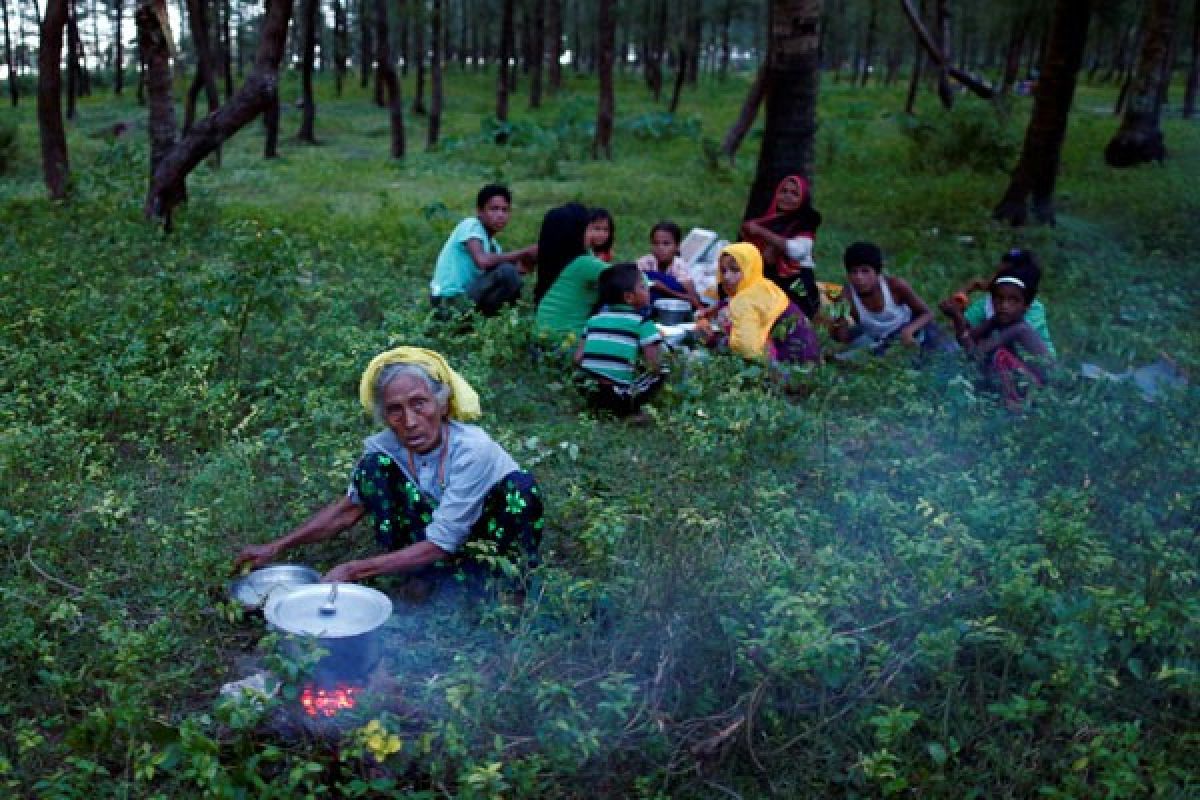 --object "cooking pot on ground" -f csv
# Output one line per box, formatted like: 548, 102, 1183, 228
653, 298, 693, 325
228, 564, 321, 610
264, 583, 393, 678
